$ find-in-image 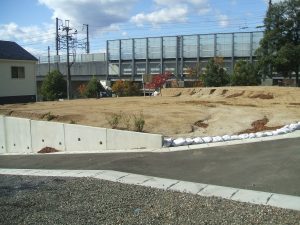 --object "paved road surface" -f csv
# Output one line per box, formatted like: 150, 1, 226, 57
0, 138, 299, 196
